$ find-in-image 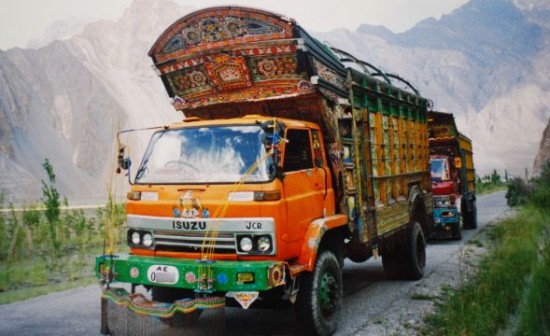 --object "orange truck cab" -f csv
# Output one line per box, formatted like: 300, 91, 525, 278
97, 6, 433, 336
